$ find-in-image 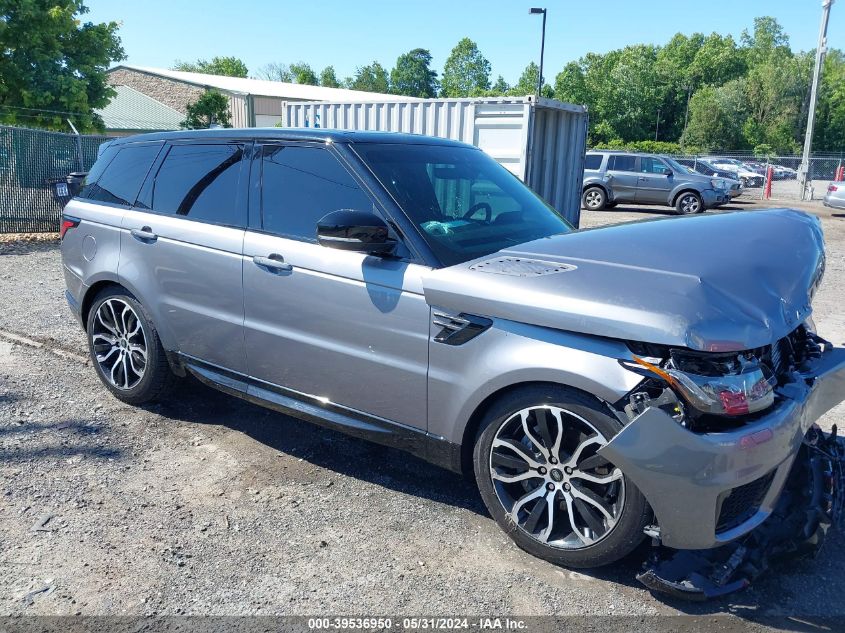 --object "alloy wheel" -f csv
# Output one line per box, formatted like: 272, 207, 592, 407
489, 406, 624, 549
584, 190, 603, 209
679, 194, 700, 213
91, 298, 147, 390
